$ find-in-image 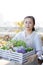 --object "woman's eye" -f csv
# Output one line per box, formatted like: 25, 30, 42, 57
25, 21, 32, 24
29, 22, 32, 24
25, 21, 27, 23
